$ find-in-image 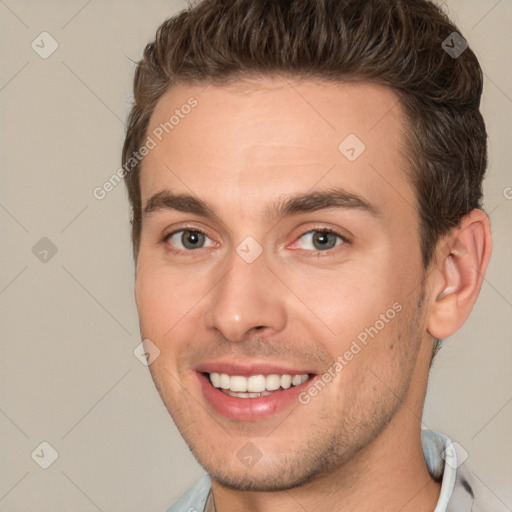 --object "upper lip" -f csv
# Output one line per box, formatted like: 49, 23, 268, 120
195, 361, 315, 377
